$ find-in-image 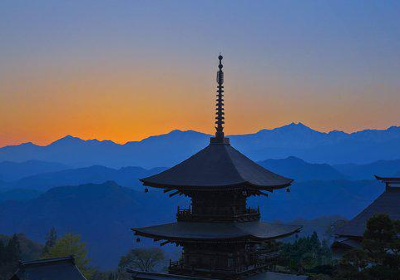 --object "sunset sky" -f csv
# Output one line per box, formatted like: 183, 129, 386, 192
1, 1, 400, 147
